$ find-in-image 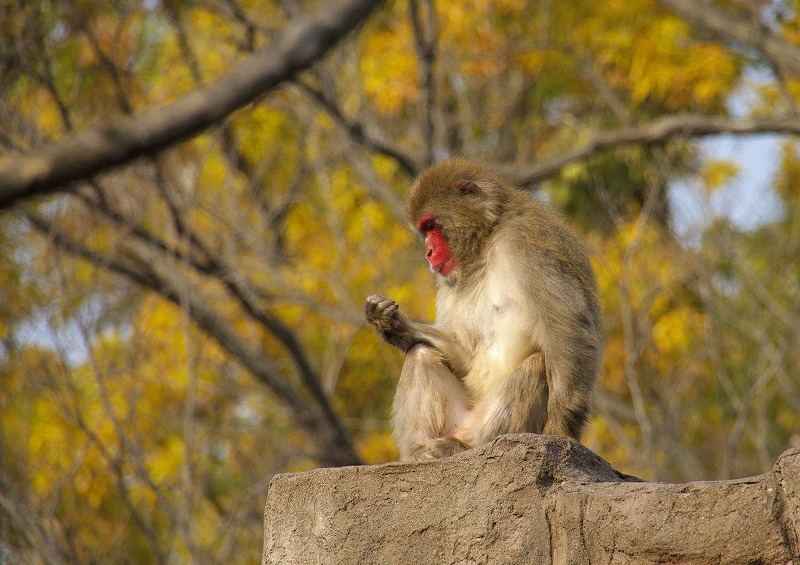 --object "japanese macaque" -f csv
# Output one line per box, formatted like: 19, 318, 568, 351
365, 158, 602, 462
